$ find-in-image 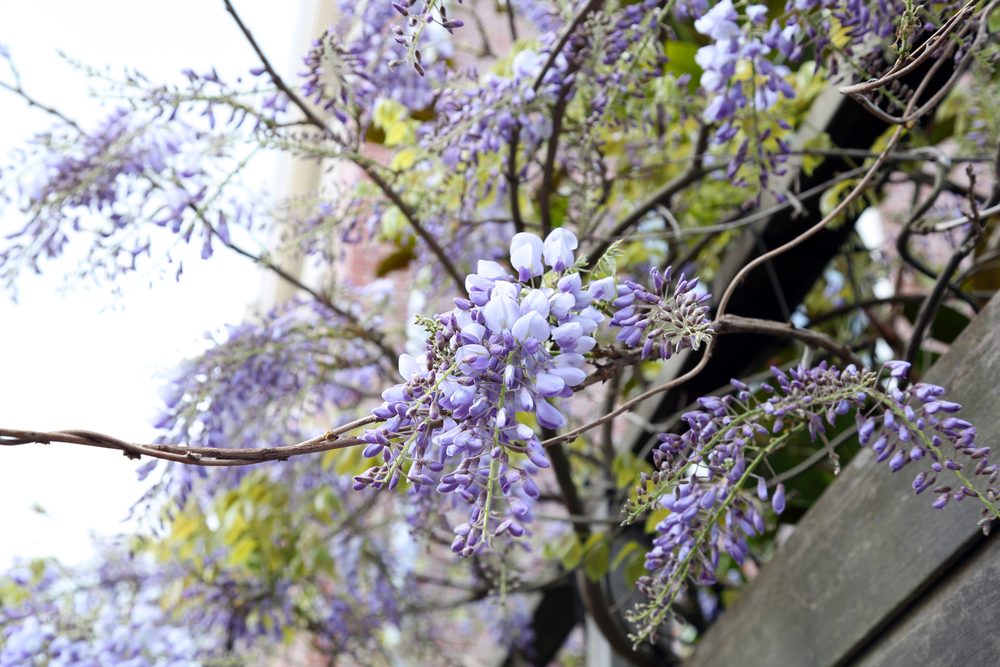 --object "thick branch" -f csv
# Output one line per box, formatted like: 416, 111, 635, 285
714, 315, 864, 367
0, 415, 380, 466
538, 86, 571, 238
